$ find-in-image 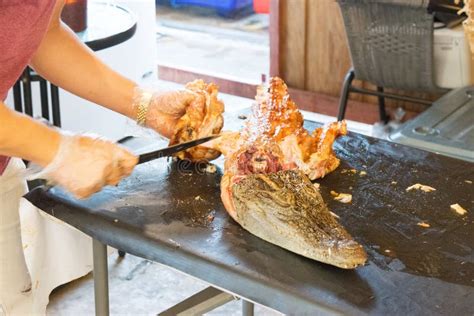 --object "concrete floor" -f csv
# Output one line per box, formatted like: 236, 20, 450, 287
156, 5, 269, 83
46, 6, 372, 315
47, 252, 281, 316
